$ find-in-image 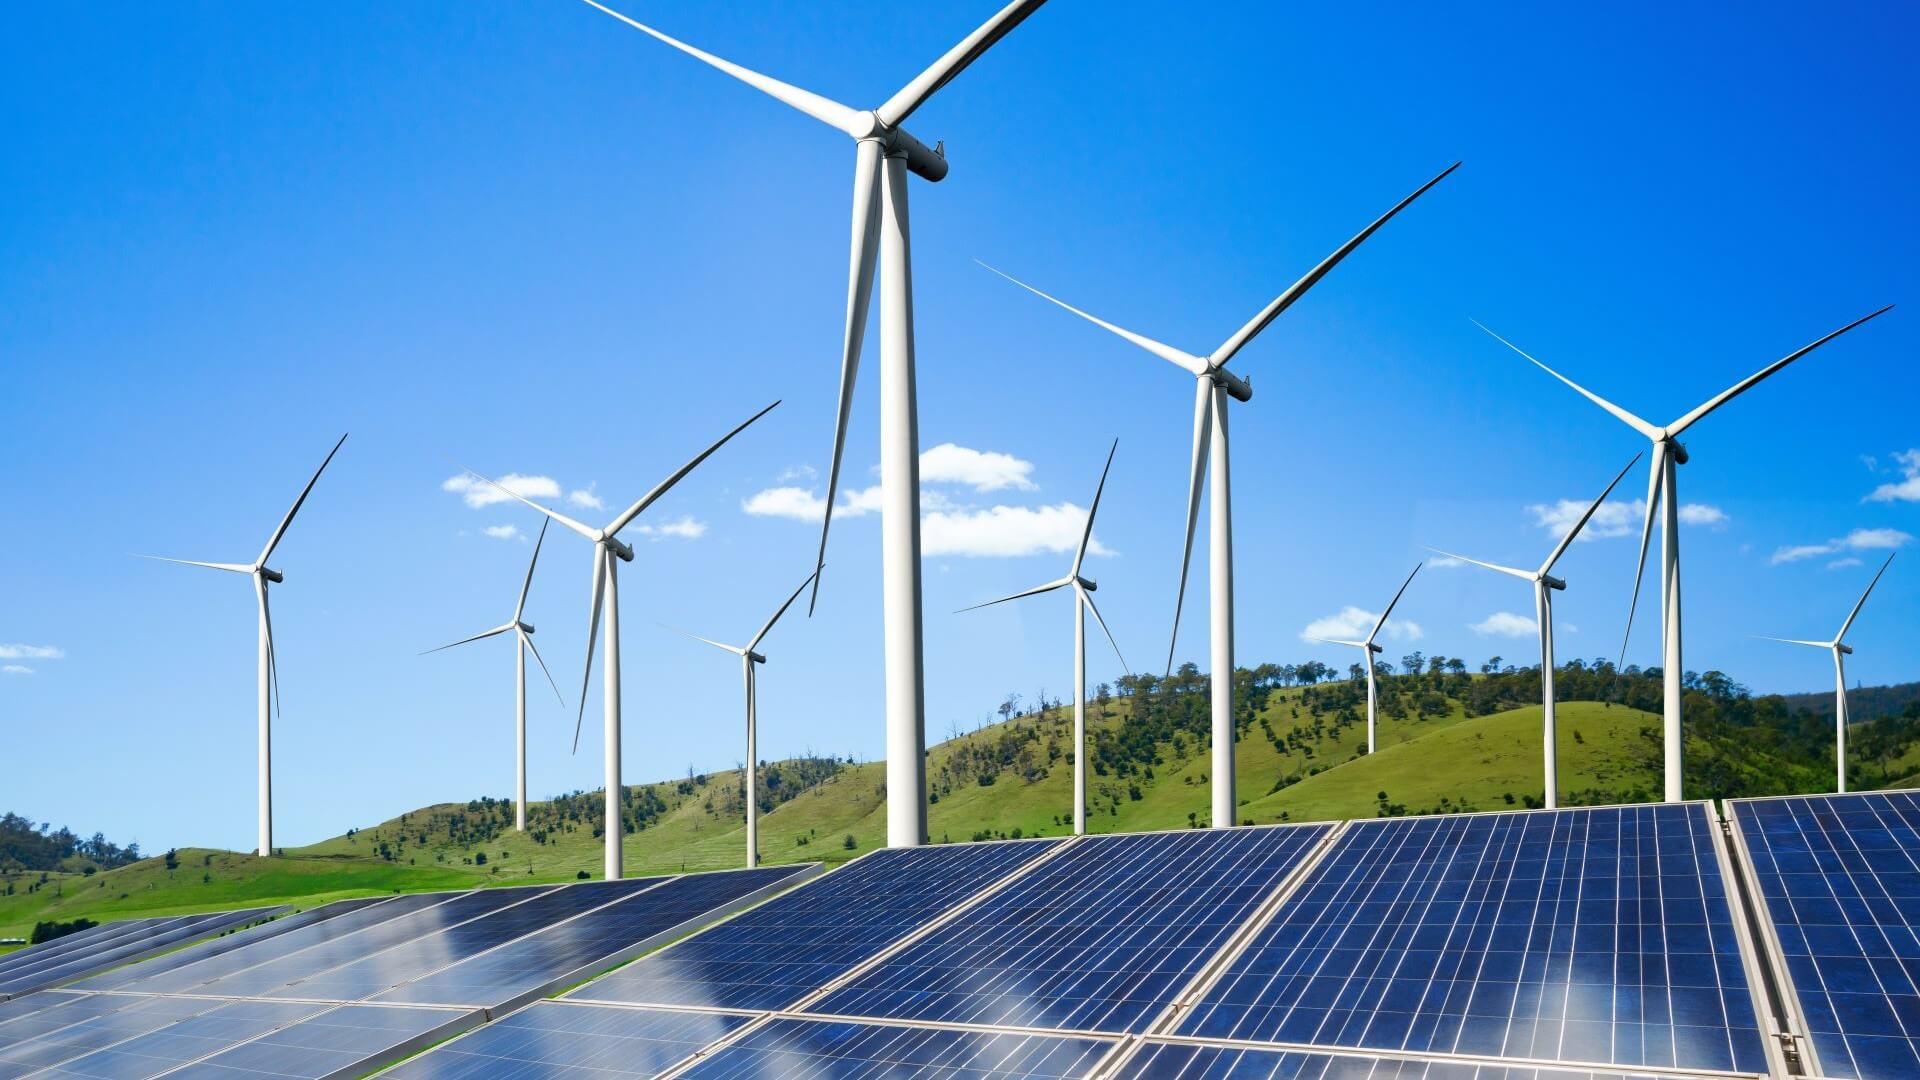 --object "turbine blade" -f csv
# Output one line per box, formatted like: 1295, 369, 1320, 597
1309, 636, 1369, 649
464, 468, 601, 542
256, 576, 282, 720
751, 569, 820, 651
1070, 439, 1118, 579
1836, 552, 1895, 643
977, 261, 1210, 376
1082, 589, 1128, 673
812, 142, 884, 615
1618, 444, 1667, 666
1476, 321, 1662, 440
523, 632, 566, 708
1167, 381, 1212, 675
576, 0, 867, 137
514, 519, 549, 622
574, 545, 607, 753
137, 556, 253, 574
1755, 635, 1833, 649
1367, 562, 1422, 644
1425, 547, 1533, 582
258, 433, 348, 566
875, 0, 1048, 128
420, 624, 514, 656
608, 401, 780, 537
1668, 306, 1894, 437
664, 624, 746, 656
1209, 163, 1461, 370
1541, 453, 1642, 574
956, 576, 1071, 613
